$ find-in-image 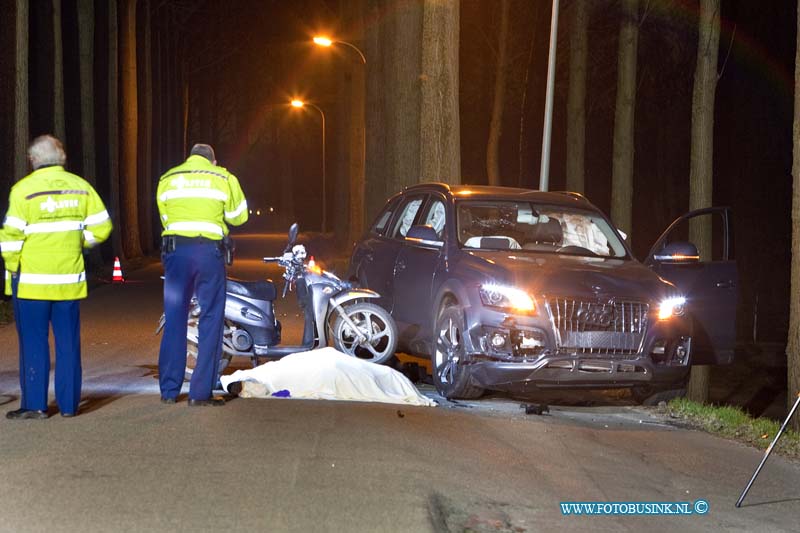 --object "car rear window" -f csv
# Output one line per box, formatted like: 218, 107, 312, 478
455, 200, 628, 258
